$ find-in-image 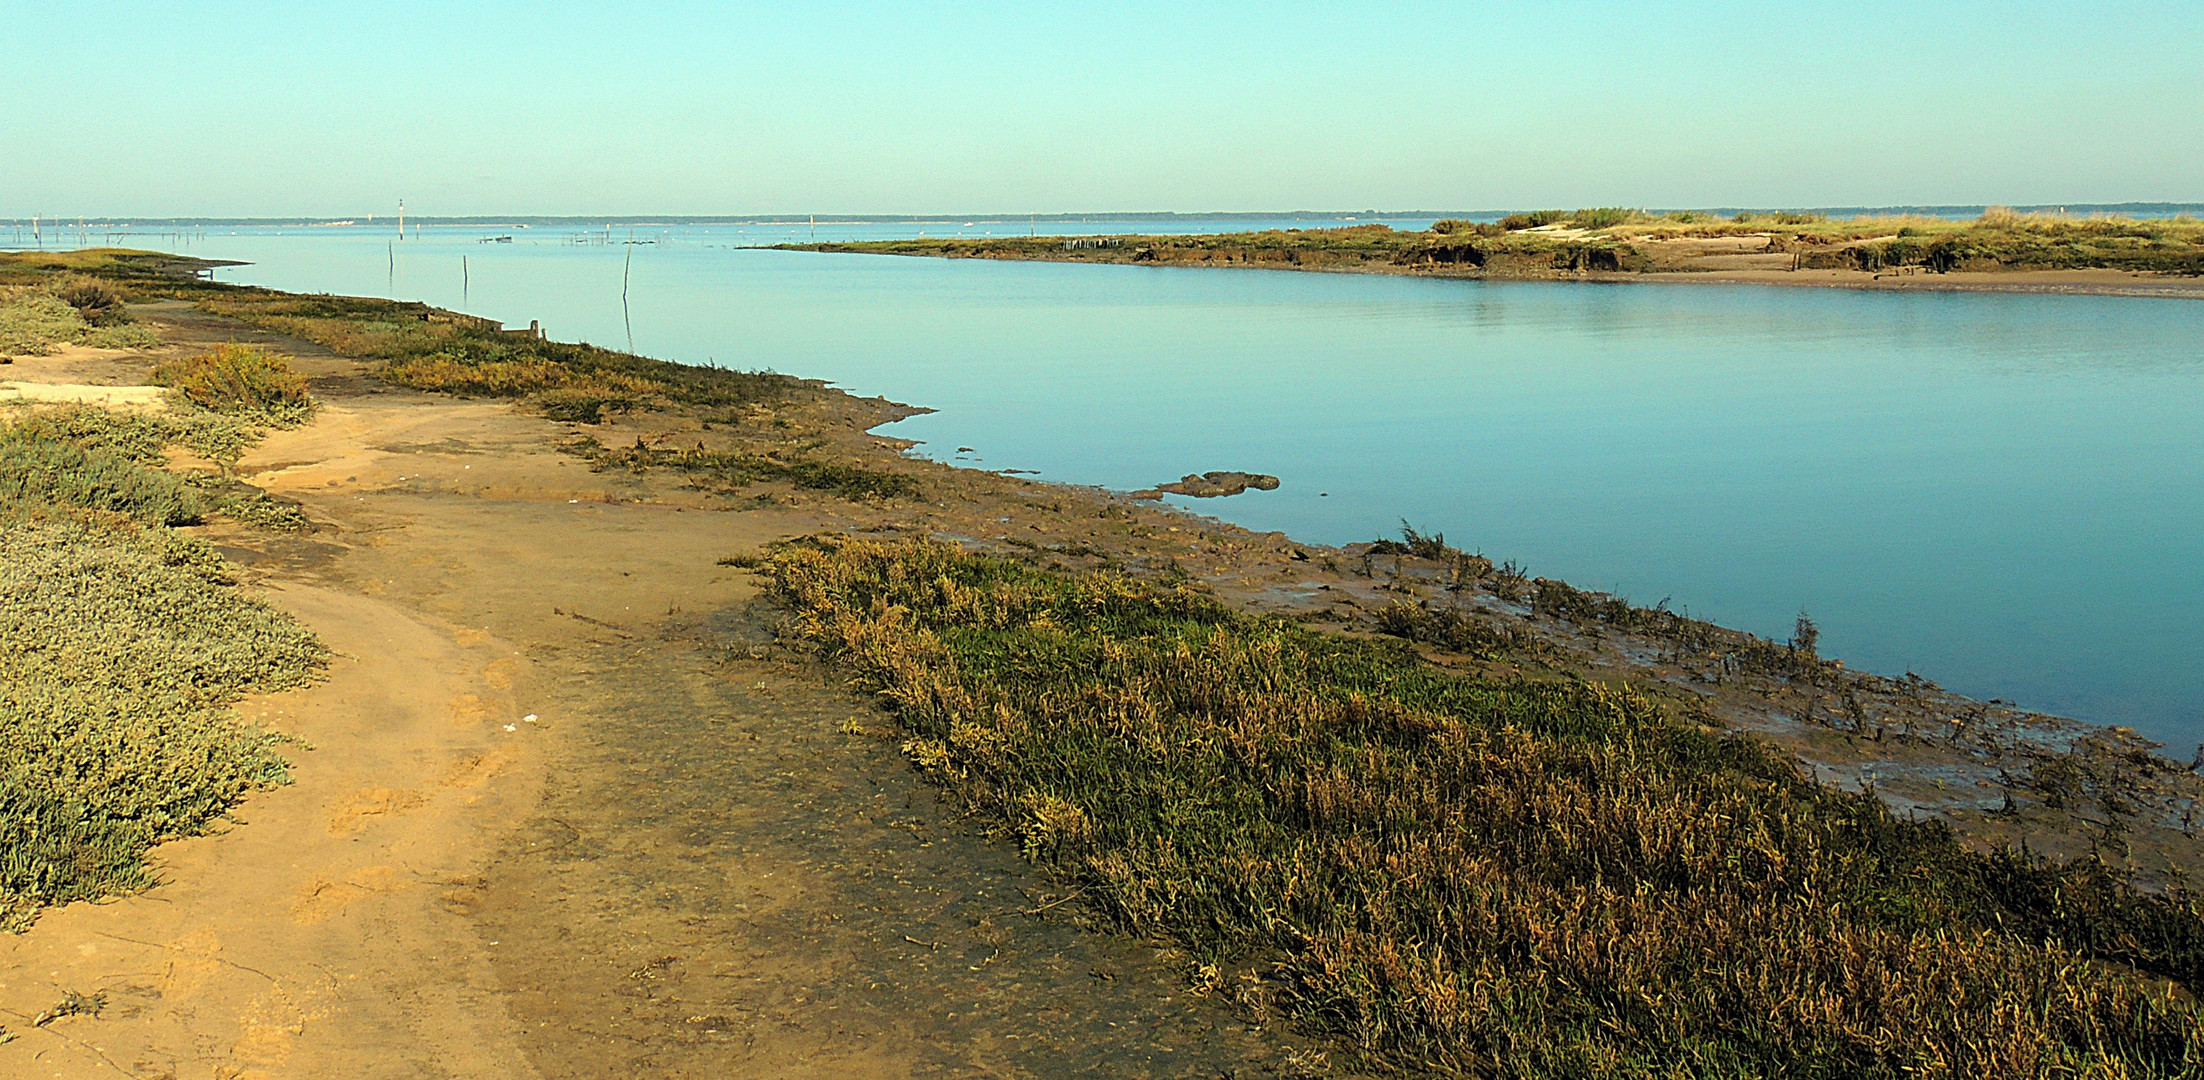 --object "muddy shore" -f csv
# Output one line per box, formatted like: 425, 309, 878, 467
2, 295, 2198, 1077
